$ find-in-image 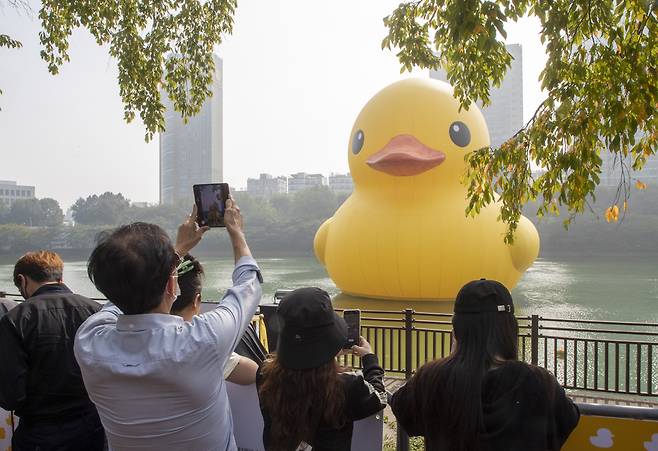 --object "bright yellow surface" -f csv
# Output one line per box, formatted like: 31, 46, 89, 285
314, 78, 539, 301
563, 413, 658, 450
